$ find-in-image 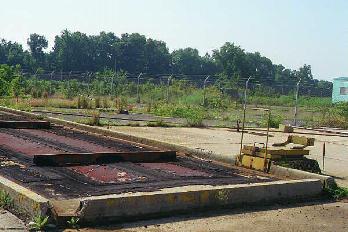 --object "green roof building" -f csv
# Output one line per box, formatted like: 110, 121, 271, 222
332, 77, 348, 103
